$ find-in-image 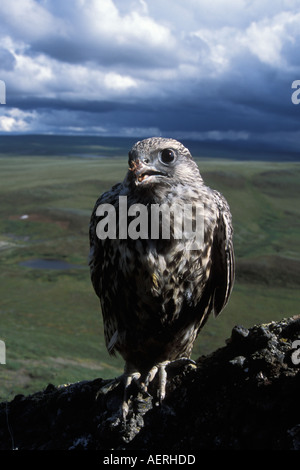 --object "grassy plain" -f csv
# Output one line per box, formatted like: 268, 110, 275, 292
0, 138, 299, 401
